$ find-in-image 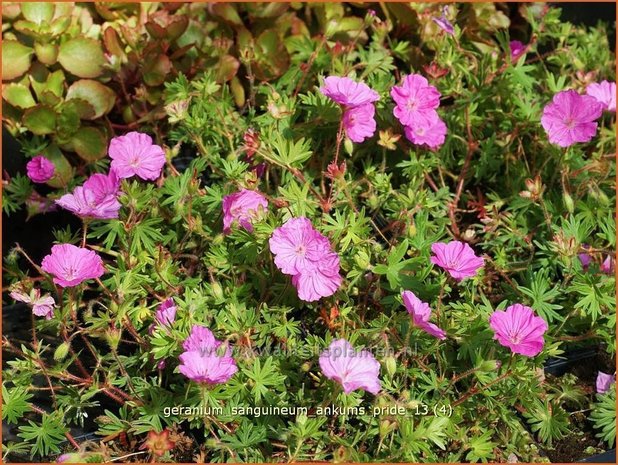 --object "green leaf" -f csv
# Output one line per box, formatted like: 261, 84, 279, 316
21, 2, 55, 24
17, 411, 68, 458
142, 53, 172, 86
2, 40, 33, 80
66, 80, 116, 119
58, 37, 106, 78
71, 126, 107, 161
2, 384, 33, 424
591, 389, 616, 448
2, 83, 36, 109
23, 105, 57, 135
